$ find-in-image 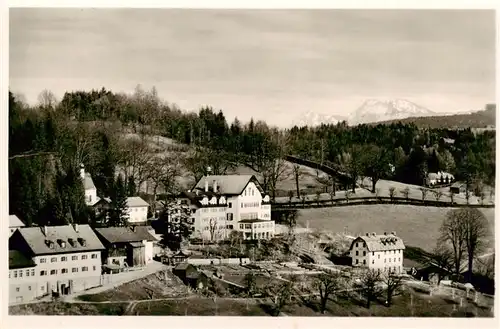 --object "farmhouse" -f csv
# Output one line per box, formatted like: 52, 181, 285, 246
9, 214, 25, 237
80, 164, 100, 206
8, 224, 105, 304
426, 171, 454, 186
178, 174, 274, 241
349, 232, 405, 274
93, 226, 156, 272
92, 196, 150, 225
